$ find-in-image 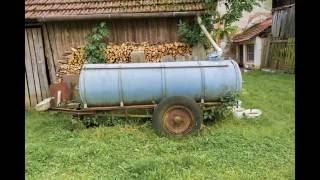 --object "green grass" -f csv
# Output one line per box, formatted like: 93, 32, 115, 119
26, 71, 295, 180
